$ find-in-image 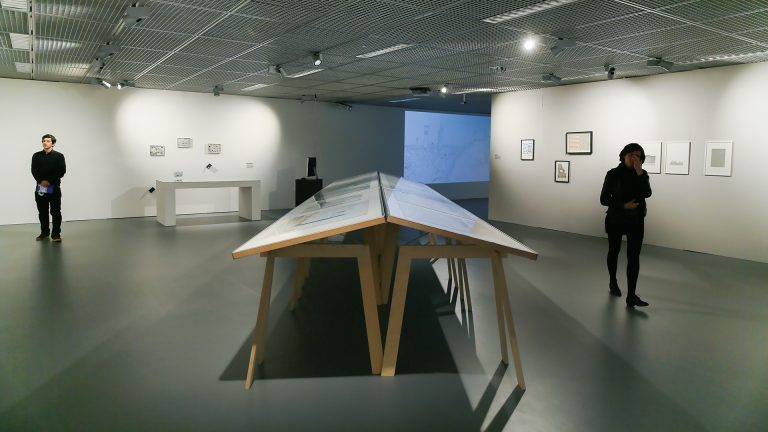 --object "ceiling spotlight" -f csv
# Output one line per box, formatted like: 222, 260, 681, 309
213, 84, 223, 96
550, 37, 576, 57
99, 79, 112, 89
122, 3, 151, 27
312, 52, 323, 66
116, 80, 135, 90
440, 83, 449, 94
461, 94, 467, 105
605, 64, 616, 80
490, 65, 507, 73
523, 37, 536, 51
97, 42, 121, 59
541, 73, 561, 84
647, 58, 674, 71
